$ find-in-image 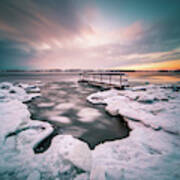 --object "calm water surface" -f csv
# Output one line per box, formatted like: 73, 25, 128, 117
27, 81, 129, 151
